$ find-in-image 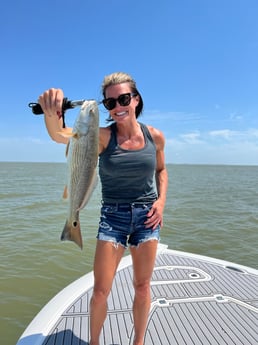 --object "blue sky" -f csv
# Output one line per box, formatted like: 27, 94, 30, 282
1, 0, 258, 165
